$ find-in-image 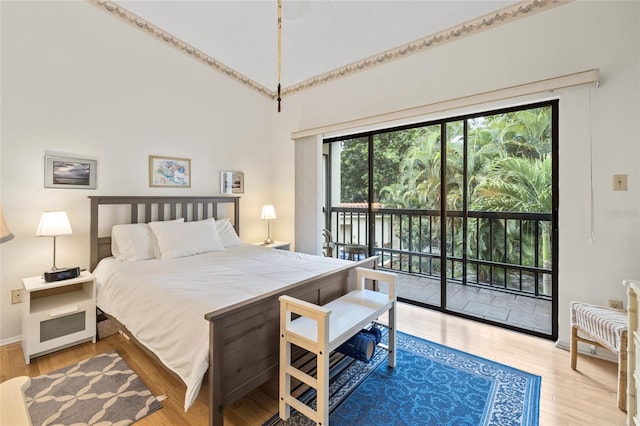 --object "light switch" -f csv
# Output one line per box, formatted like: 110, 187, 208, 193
613, 174, 628, 191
